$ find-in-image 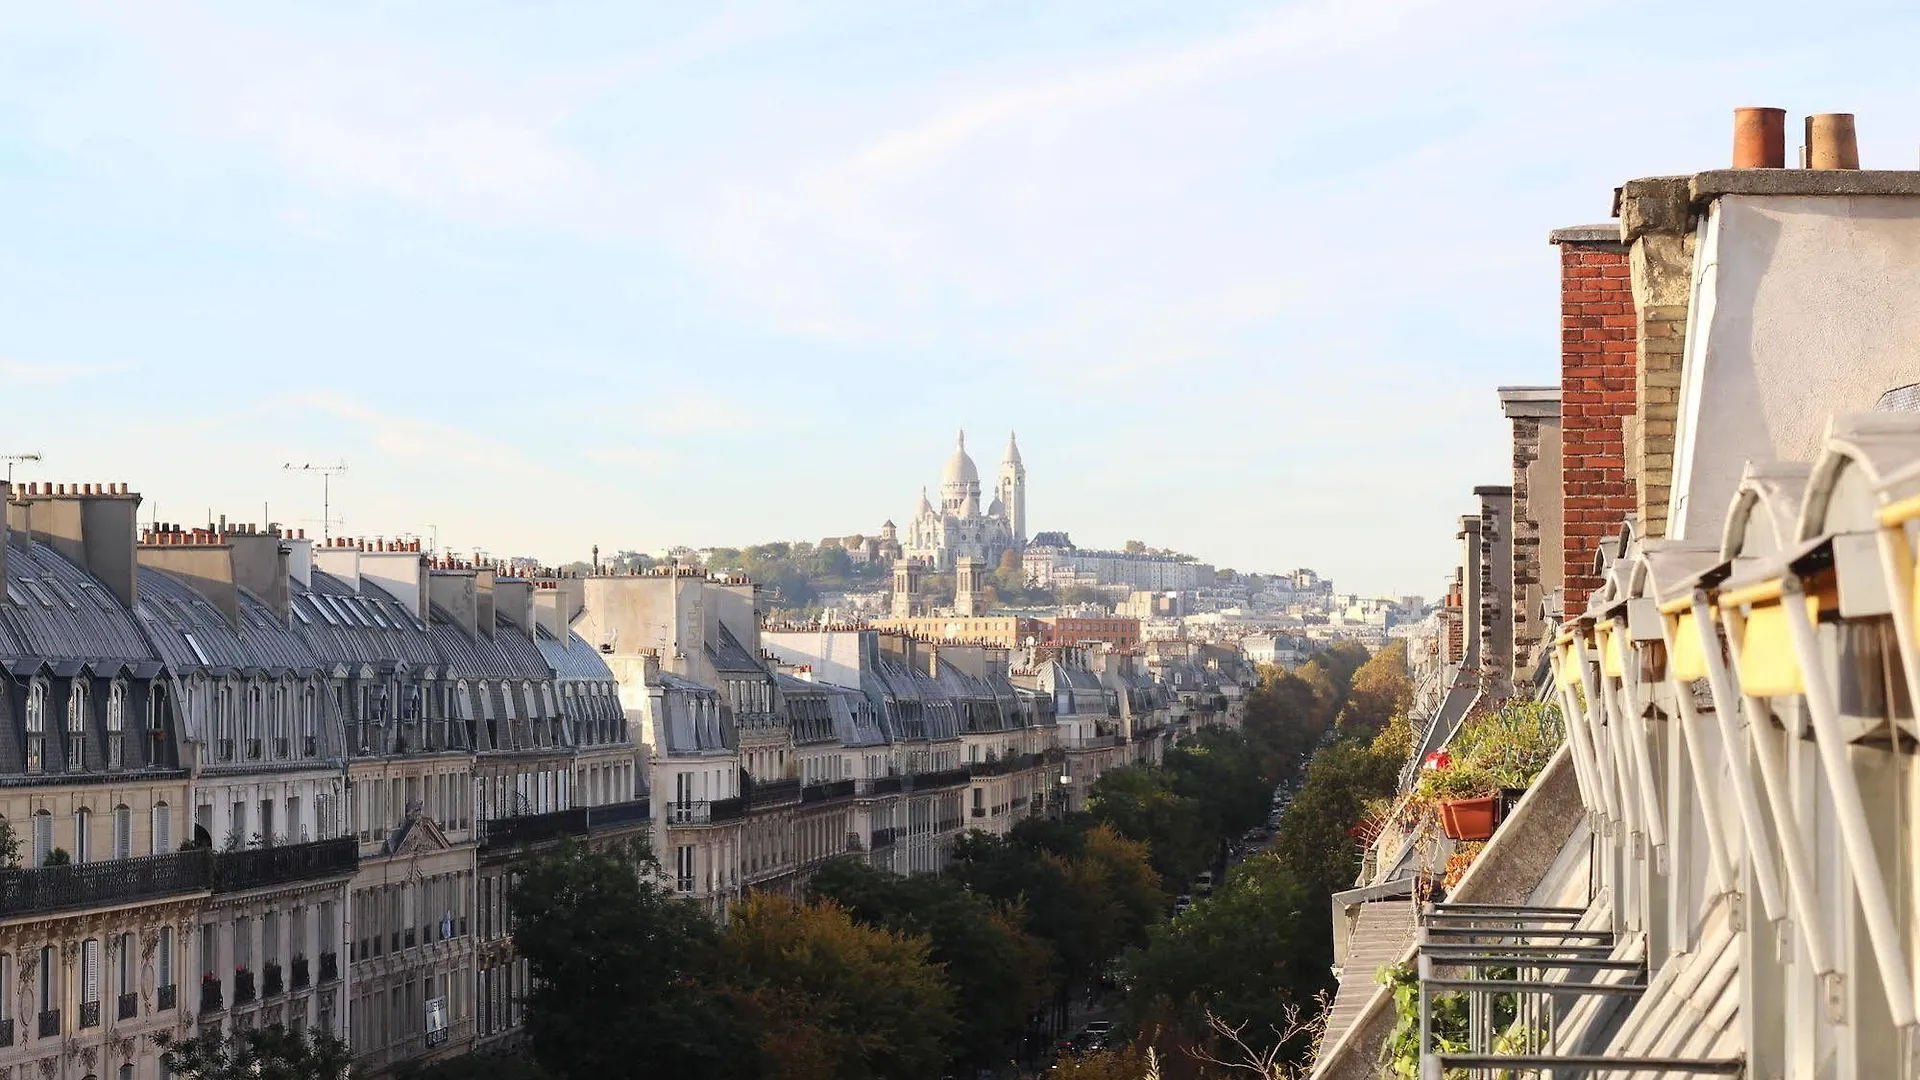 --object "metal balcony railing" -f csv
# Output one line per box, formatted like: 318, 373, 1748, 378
869, 827, 899, 850
745, 778, 802, 810
233, 968, 256, 1006
904, 767, 971, 792
118, 991, 137, 1020
37, 1009, 58, 1038
857, 776, 903, 797
291, 955, 310, 990
665, 798, 744, 826
263, 961, 284, 998
0, 1017, 12, 1046
968, 753, 1042, 778
477, 807, 587, 850
213, 837, 358, 893
199, 975, 223, 1014
0, 849, 212, 918
800, 779, 856, 804
79, 1000, 99, 1029
586, 799, 652, 831
157, 984, 175, 1011
318, 952, 339, 983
